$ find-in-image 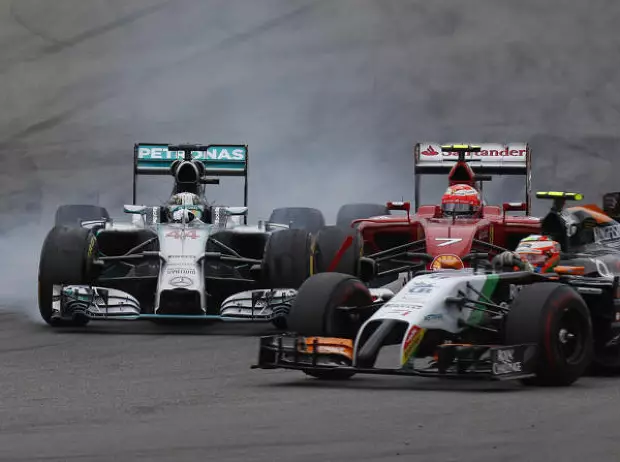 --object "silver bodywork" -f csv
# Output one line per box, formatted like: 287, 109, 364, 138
51, 205, 296, 324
